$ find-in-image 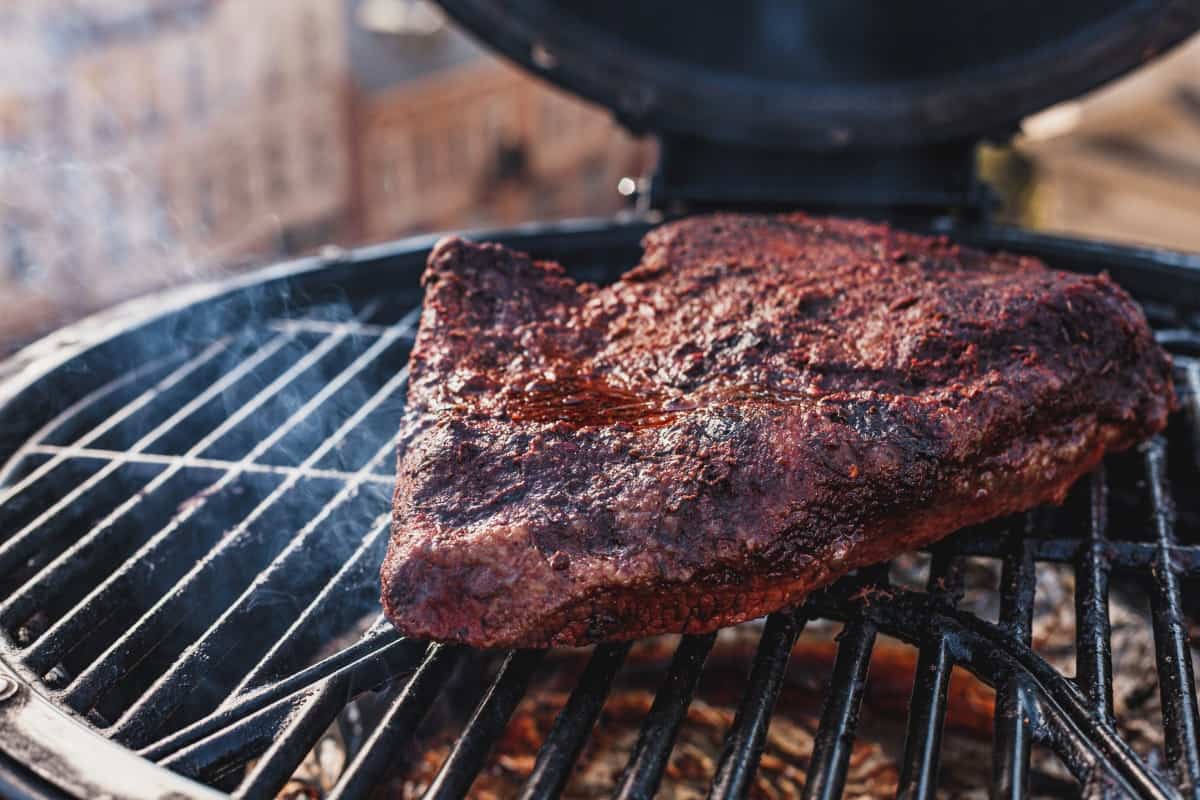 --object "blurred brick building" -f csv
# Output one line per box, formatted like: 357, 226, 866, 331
0, 0, 651, 348
0, 0, 351, 342
1013, 36, 1200, 251
0, 3, 1197, 355
346, 0, 652, 240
